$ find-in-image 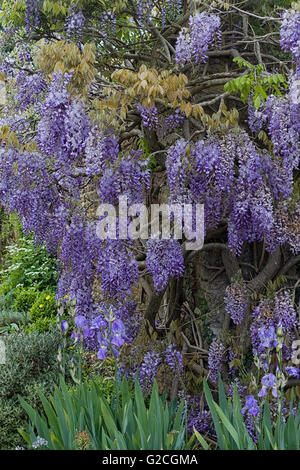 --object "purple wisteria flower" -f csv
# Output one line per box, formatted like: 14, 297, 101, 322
280, 8, 300, 76
146, 239, 184, 292
224, 281, 248, 325
175, 12, 221, 65
137, 105, 159, 131
208, 338, 225, 384
138, 351, 162, 393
